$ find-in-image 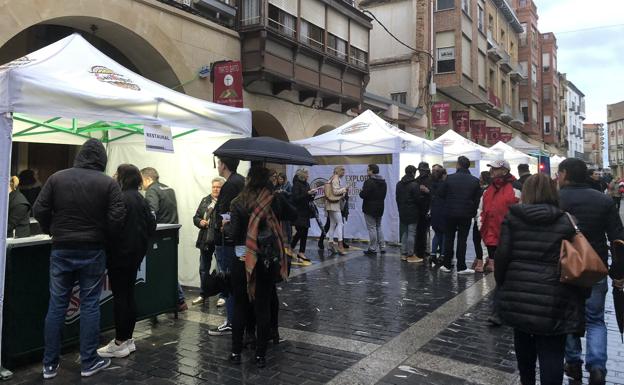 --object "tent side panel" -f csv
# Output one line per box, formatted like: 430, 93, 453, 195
0, 115, 14, 364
